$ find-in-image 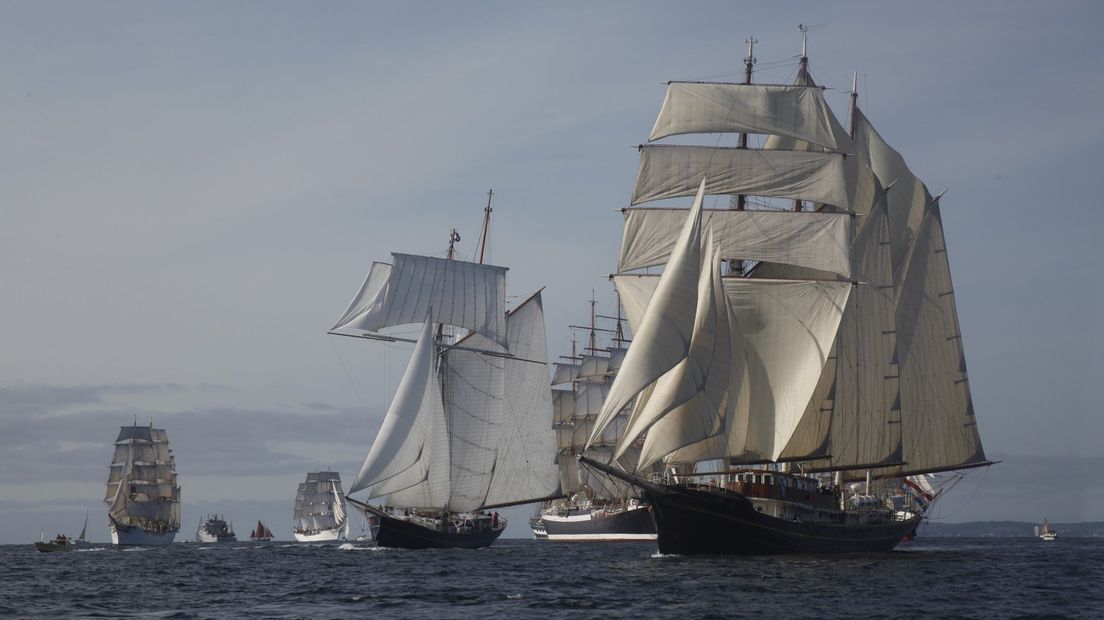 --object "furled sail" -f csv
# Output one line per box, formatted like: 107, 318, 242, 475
649, 82, 851, 153
332, 253, 509, 348
619, 207, 852, 278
